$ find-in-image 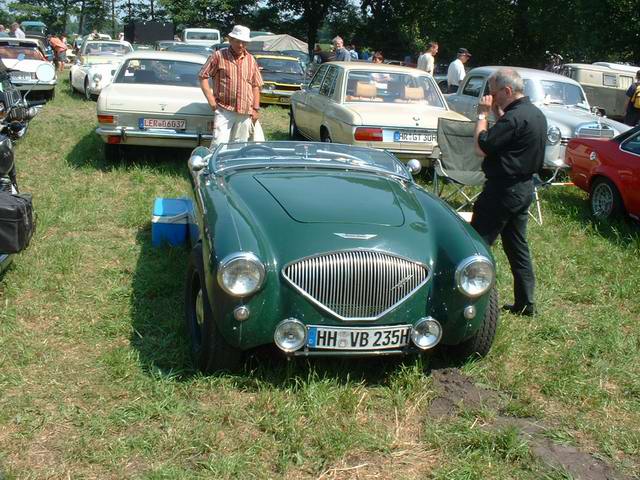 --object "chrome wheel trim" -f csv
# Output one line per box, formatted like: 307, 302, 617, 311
195, 287, 204, 331
592, 183, 613, 217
